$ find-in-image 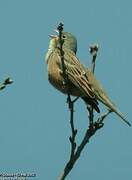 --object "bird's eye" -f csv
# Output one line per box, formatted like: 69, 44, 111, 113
62, 35, 66, 39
